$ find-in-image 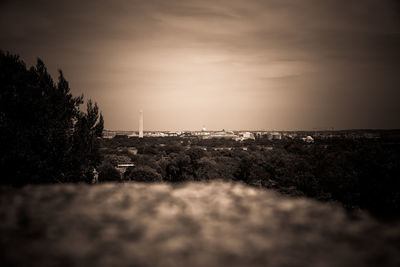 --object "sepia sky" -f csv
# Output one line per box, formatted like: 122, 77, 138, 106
1, 0, 399, 130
